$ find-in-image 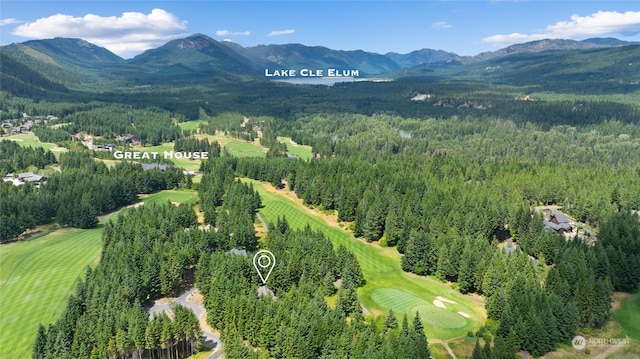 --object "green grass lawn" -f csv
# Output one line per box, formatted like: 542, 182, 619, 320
0, 225, 105, 358
196, 133, 267, 158
177, 119, 208, 132
448, 336, 479, 359
429, 342, 453, 359
277, 136, 313, 160
248, 179, 484, 340
0, 189, 197, 358
222, 139, 267, 157
2, 132, 65, 153
614, 291, 640, 341
140, 189, 198, 205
